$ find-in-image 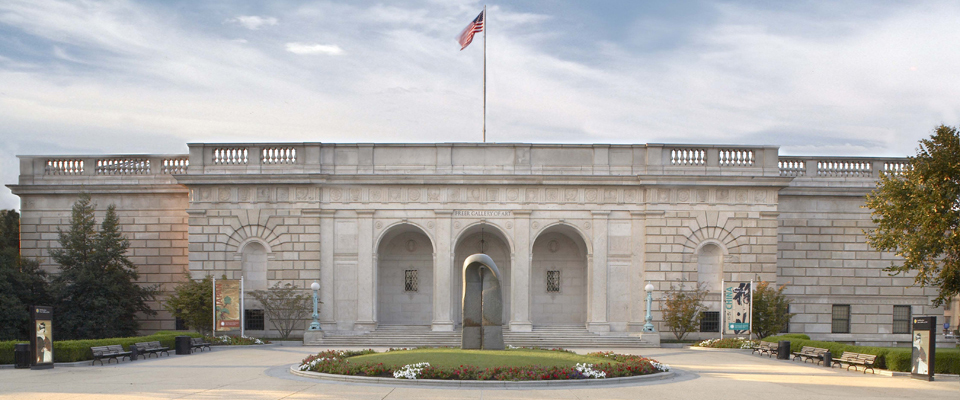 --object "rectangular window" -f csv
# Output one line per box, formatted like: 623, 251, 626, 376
832, 305, 850, 334
245, 309, 264, 331
546, 270, 561, 292
175, 315, 187, 331
700, 311, 720, 332
893, 305, 911, 334
404, 270, 418, 292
